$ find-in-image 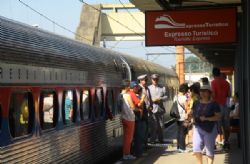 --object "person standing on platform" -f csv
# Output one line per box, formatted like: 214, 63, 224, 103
129, 81, 145, 157
186, 82, 200, 147
175, 83, 189, 152
201, 77, 210, 85
137, 74, 152, 147
148, 74, 168, 143
192, 84, 221, 164
119, 79, 136, 160
211, 67, 231, 149
229, 92, 239, 126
